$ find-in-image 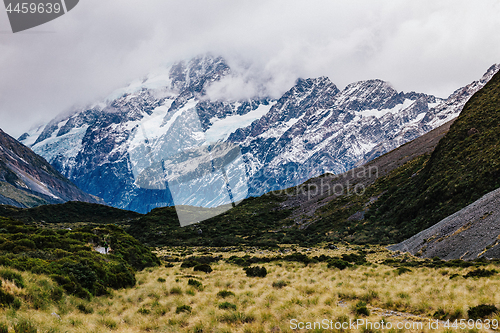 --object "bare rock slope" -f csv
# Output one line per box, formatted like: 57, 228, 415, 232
388, 187, 500, 260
